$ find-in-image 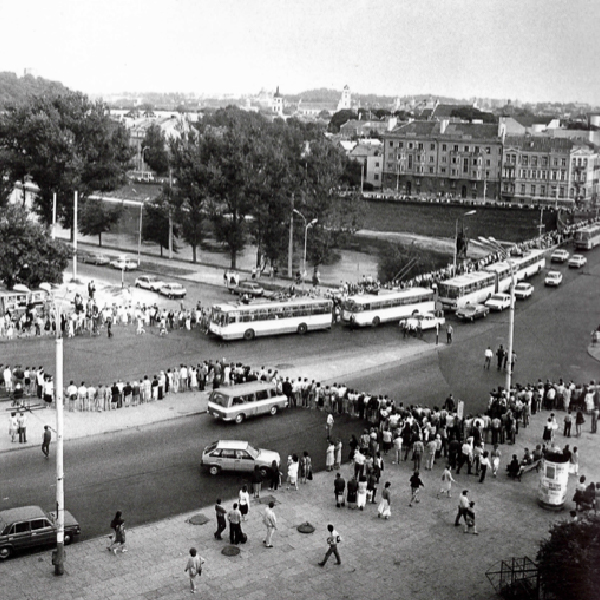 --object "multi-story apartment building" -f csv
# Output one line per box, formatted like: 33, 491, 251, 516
501, 137, 599, 207
382, 121, 503, 200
